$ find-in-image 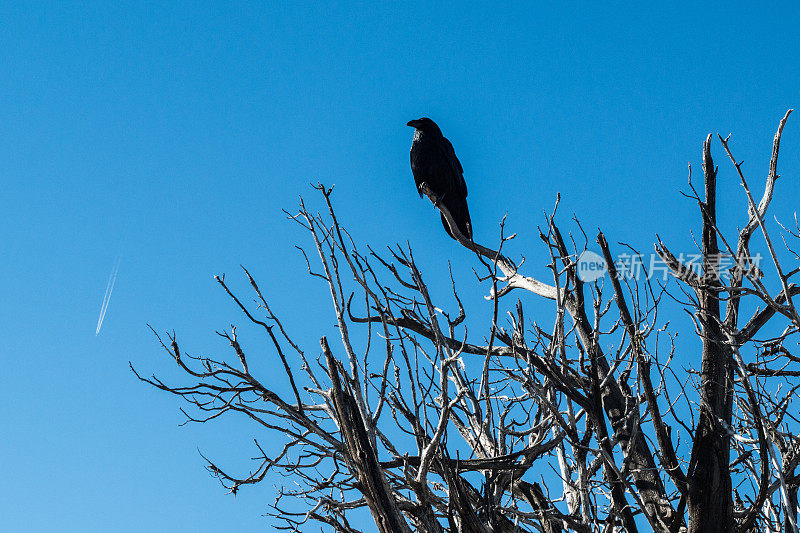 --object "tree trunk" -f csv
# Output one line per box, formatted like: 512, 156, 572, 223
324, 337, 413, 533
687, 136, 733, 532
